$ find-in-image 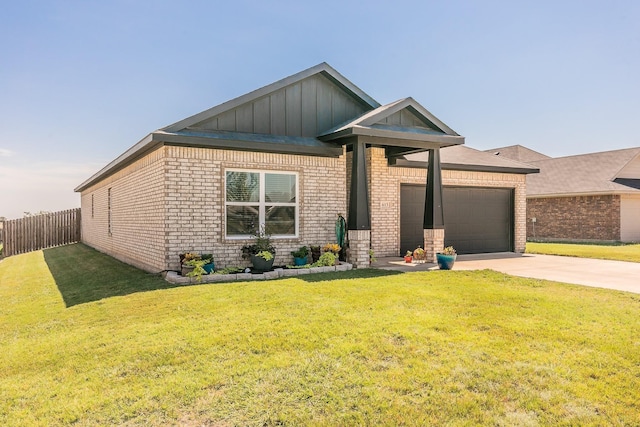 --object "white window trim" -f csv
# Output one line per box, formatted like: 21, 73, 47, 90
225, 169, 299, 239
